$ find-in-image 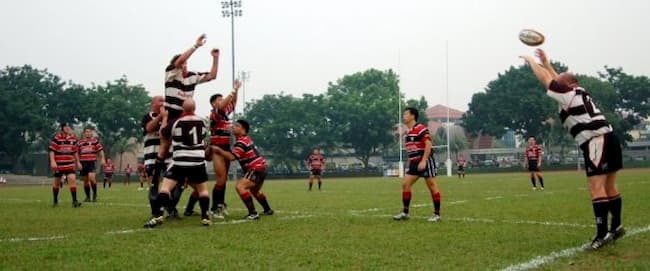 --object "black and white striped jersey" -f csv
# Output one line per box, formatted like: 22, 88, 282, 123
170, 114, 207, 168
164, 66, 208, 119
546, 80, 613, 146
